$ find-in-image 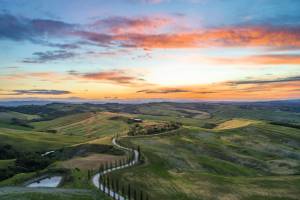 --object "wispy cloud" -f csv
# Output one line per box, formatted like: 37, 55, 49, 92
116, 26, 300, 49
0, 13, 74, 41
22, 50, 76, 63
73, 26, 300, 49
71, 70, 146, 85
229, 76, 300, 85
9, 89, 71, 95
2, 13, 300, 50
213, 54, 300, 65
137, 88, 190, 94
44, 42, 80, 49
91, 16, 171, 34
